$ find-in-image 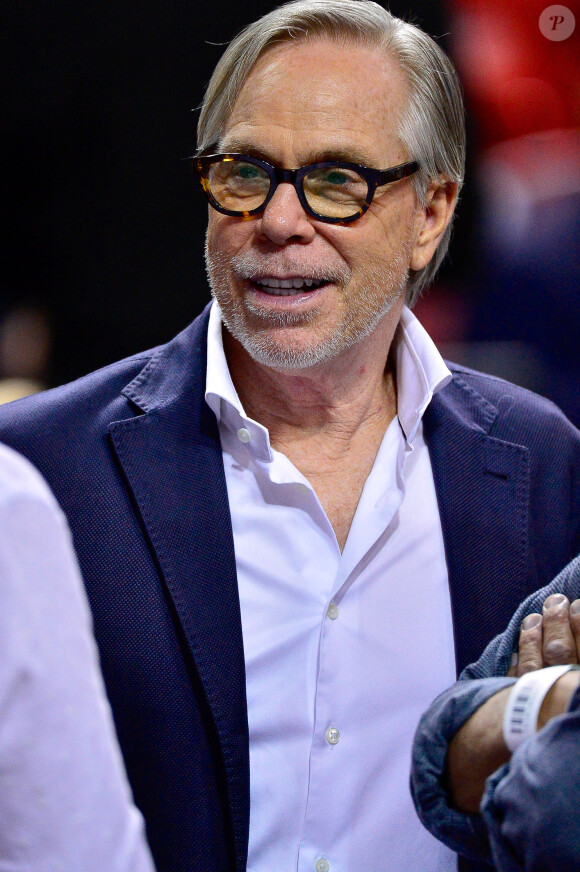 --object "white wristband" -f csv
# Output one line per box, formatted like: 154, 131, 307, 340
502, 664, 575, 753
